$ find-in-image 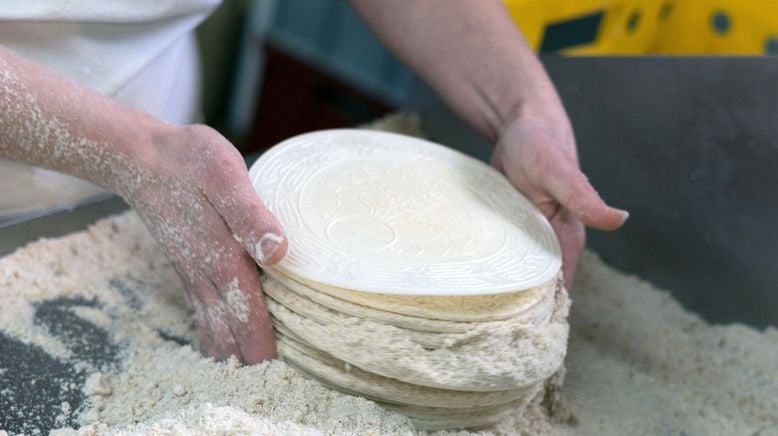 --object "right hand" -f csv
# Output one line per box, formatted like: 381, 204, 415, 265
120, 124, 287, 363
491, 106, 628, 288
